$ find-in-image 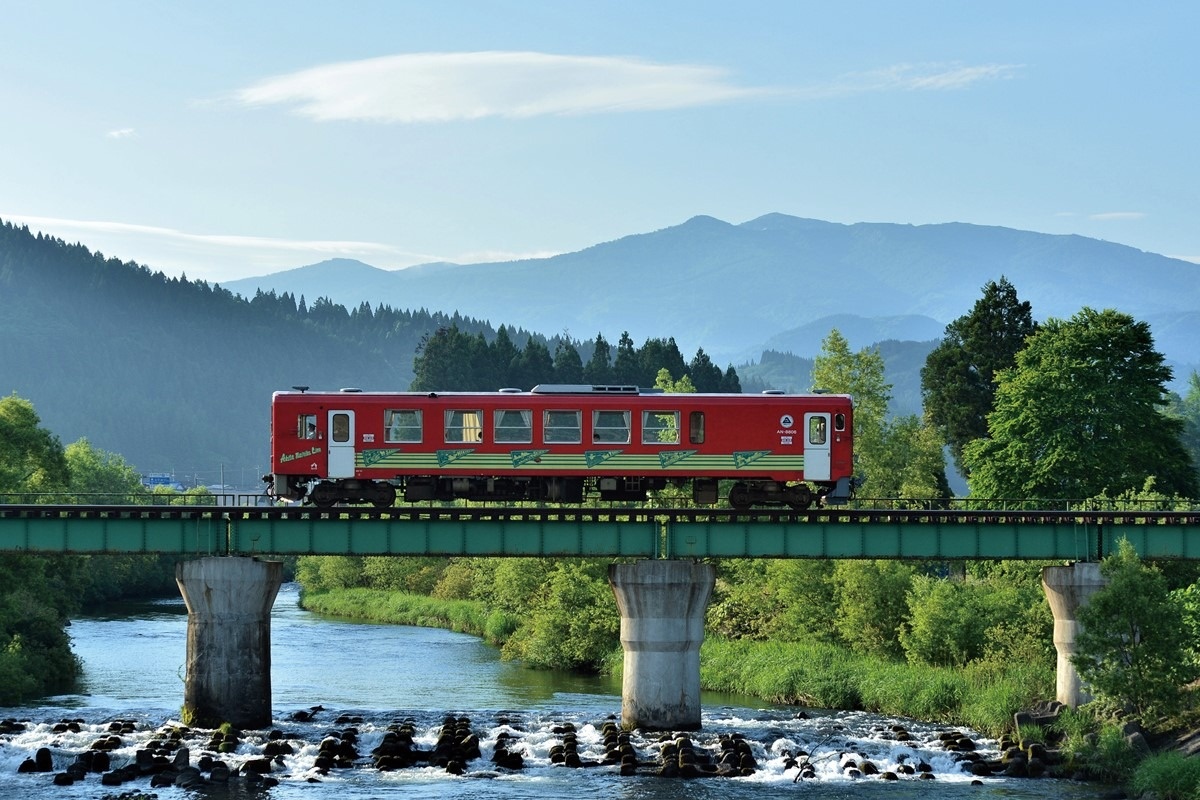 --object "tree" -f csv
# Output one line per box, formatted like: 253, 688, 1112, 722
964, 308, 1197, 499
582, 333, 612, 384
813, 330, 946, 499
552, 339, 584, 384
831, 560, 914, 658
1166, 371, 1200, 487
64, 438, 144, 502
611, 332, 639, 385
654, 367, 696, 394
1074, 539, 1198, 718
410, 326, 490, 391
511, 338, 554, 389
0, 393, 68, 495
688, 348, 724, 393
490, 326, 521, 387
921, 277, 1037, 476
